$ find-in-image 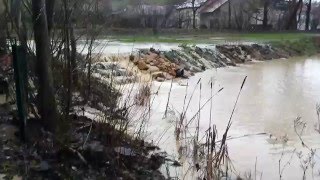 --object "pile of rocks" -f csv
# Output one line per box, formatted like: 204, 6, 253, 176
132, 50, 192, 82
105, 43, 299, 83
